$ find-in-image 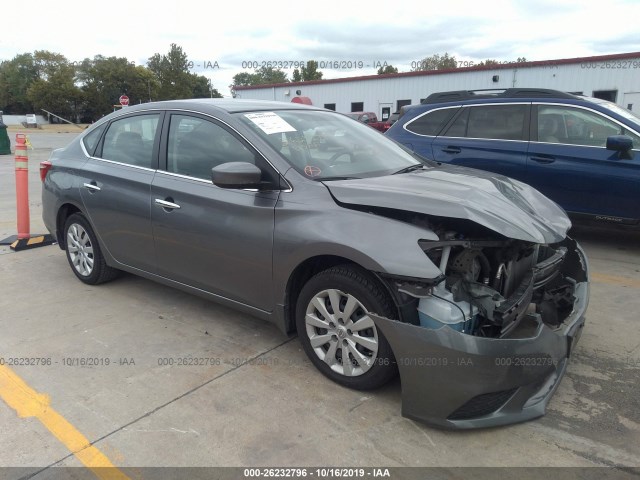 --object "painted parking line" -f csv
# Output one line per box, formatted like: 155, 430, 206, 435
0, 365, 130, 480
591, 272, 640, 289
